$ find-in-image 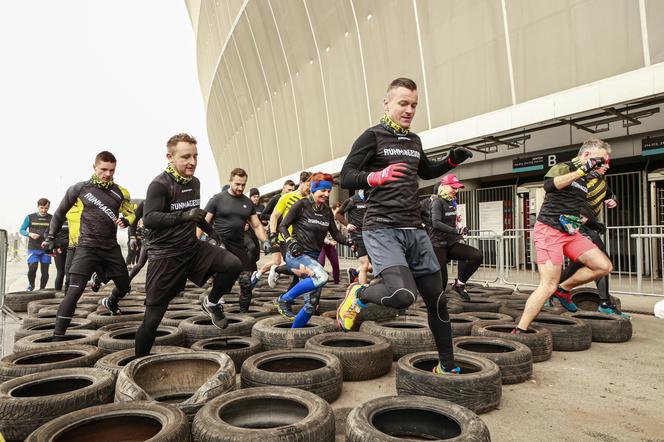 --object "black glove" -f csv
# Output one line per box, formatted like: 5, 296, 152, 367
129, 238, 138, 251
287, 239, 304, 257
269, 231, 279, 246
346, 238, 357, 253
181, 208, 207, 223
448, 147, 473, 166
41, 236, 56, 254
262, 239, 272, 255
457, 226, 469, 236
577, 157, 604, 176
118, 217, 130, 228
